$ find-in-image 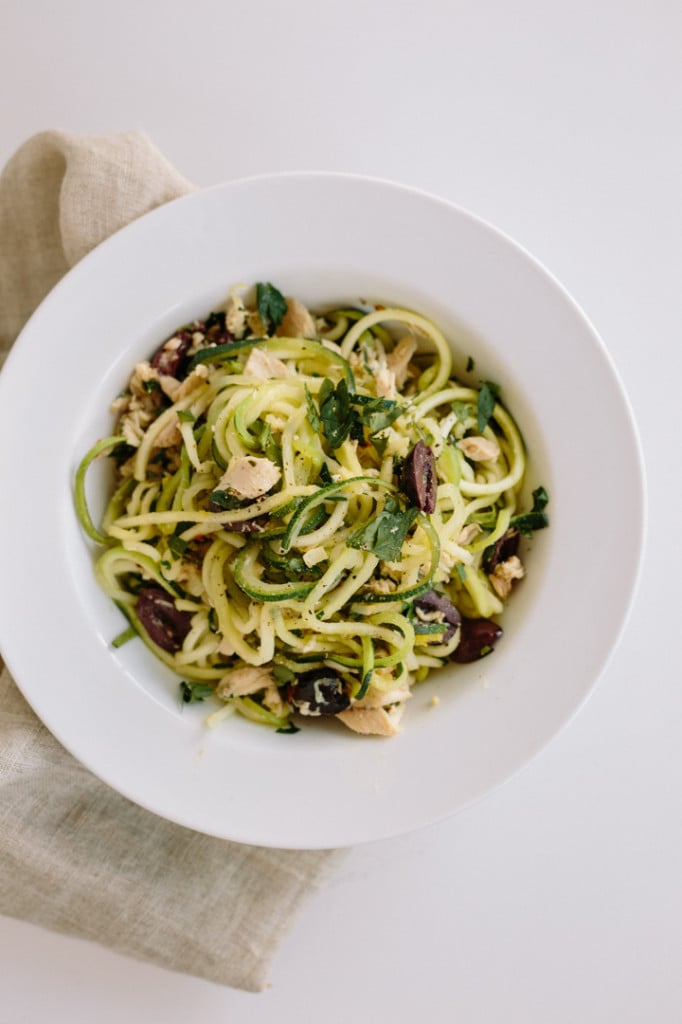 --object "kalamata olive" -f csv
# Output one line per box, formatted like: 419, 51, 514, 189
401, 440, 437, 513
217, 515, 268, 534
483, 527, 520, 573
206, 492, 268, 532
288, 670, 351, 716
451, 616, 503, 663
151, 330, 192, 379
413, 590, 462, 642
136, 586, 193, 653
